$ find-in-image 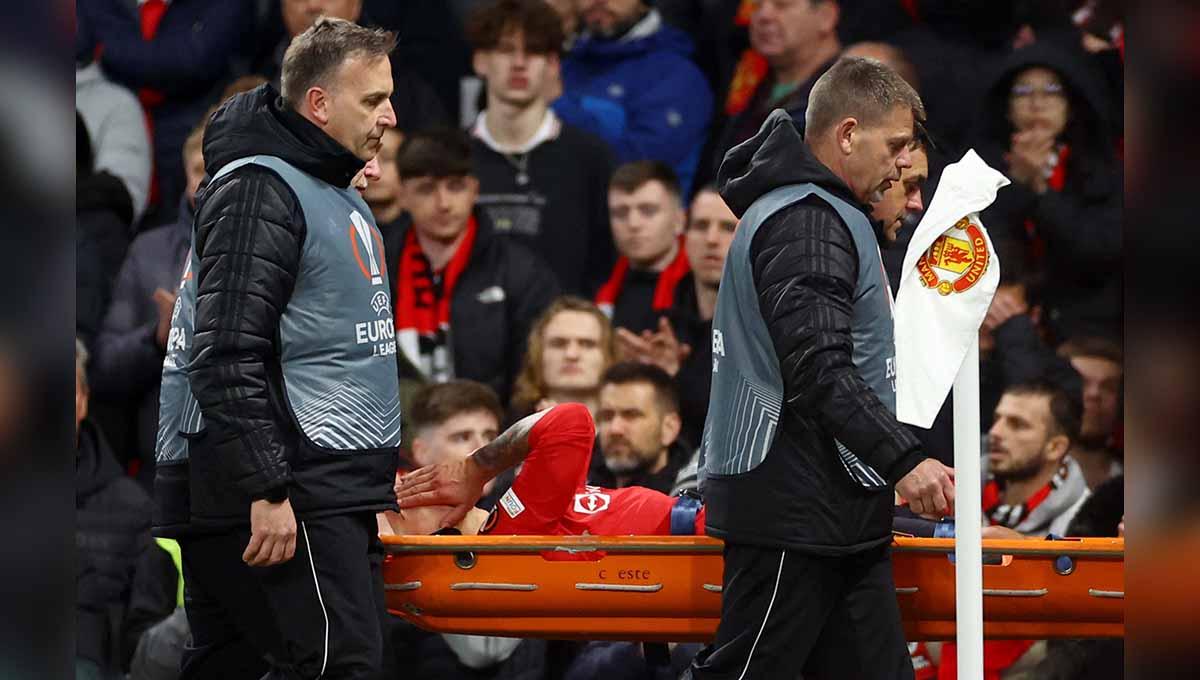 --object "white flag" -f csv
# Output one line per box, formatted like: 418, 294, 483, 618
894, 150, 1009, 428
